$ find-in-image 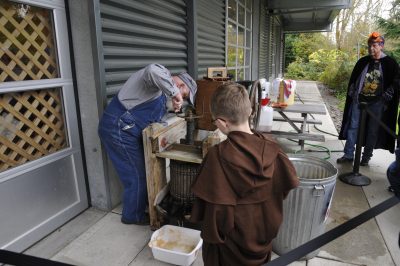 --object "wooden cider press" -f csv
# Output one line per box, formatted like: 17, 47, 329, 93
194, 67, 263, 132
156, 68, 264, 226
156, 68, 232, 225
175, 67, 233, 153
